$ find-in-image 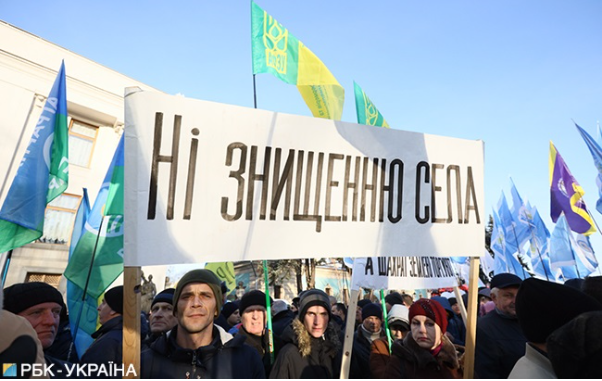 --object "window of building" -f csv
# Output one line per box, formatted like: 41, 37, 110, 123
39, 193, 81, 244
25, 273, 62, 288
69, 118, 98, 167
